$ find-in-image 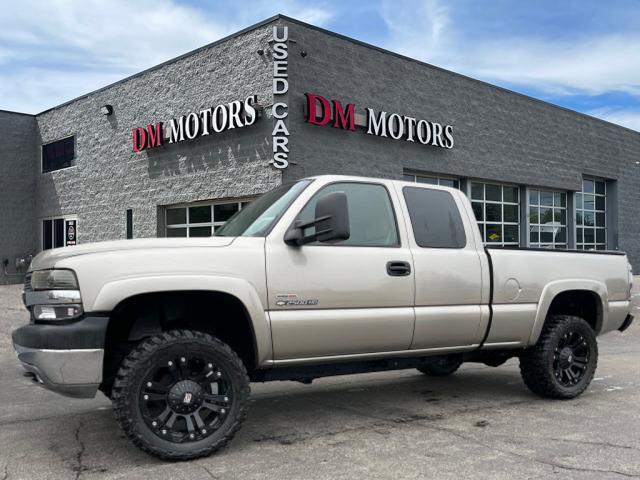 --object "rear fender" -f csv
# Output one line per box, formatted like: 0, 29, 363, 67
529, 279, 607, 345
